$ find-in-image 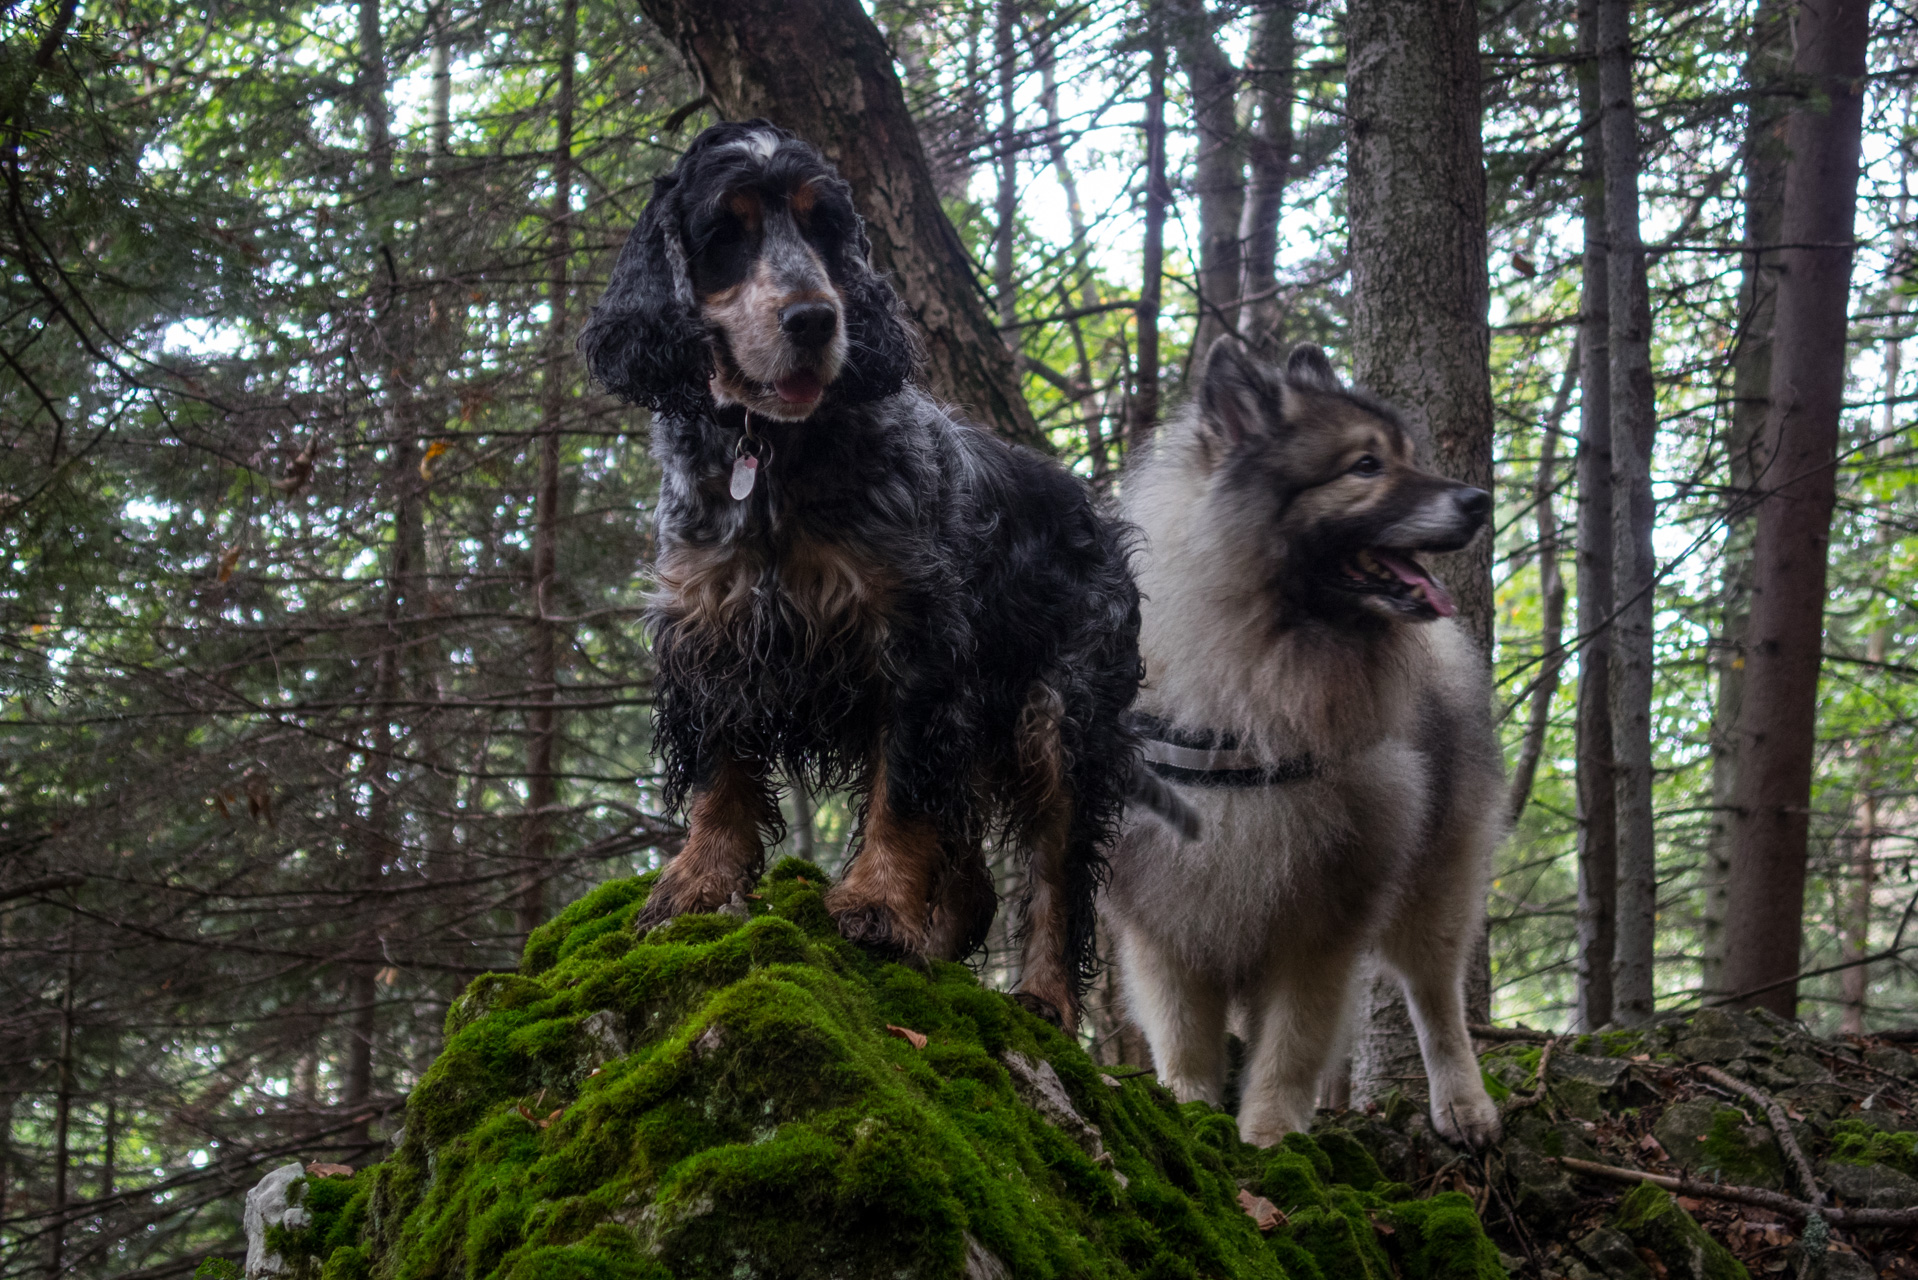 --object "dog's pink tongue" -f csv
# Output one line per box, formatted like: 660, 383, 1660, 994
774, 370, 822, 404
1373, 550, 1456, 617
